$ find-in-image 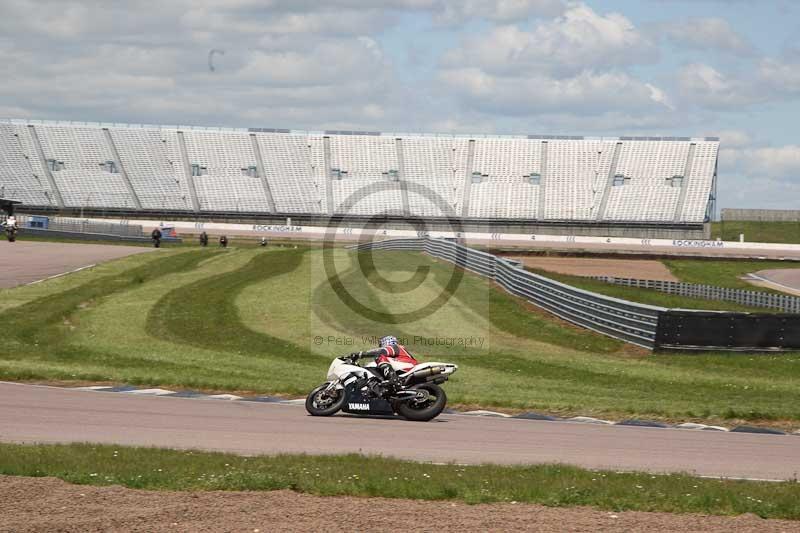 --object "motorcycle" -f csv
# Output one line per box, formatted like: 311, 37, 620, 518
305, 354, 458, 422
4, 225, 17, 242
